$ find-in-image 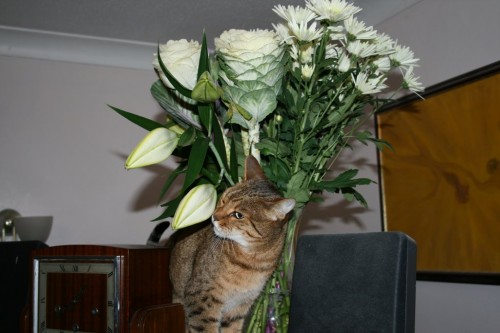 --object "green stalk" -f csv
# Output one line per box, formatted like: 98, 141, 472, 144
208, 142, 235, 186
